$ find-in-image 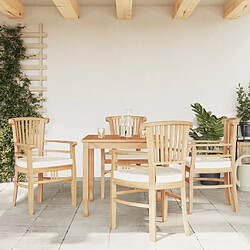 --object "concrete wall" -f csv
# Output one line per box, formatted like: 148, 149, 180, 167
1, 6, 250, 176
